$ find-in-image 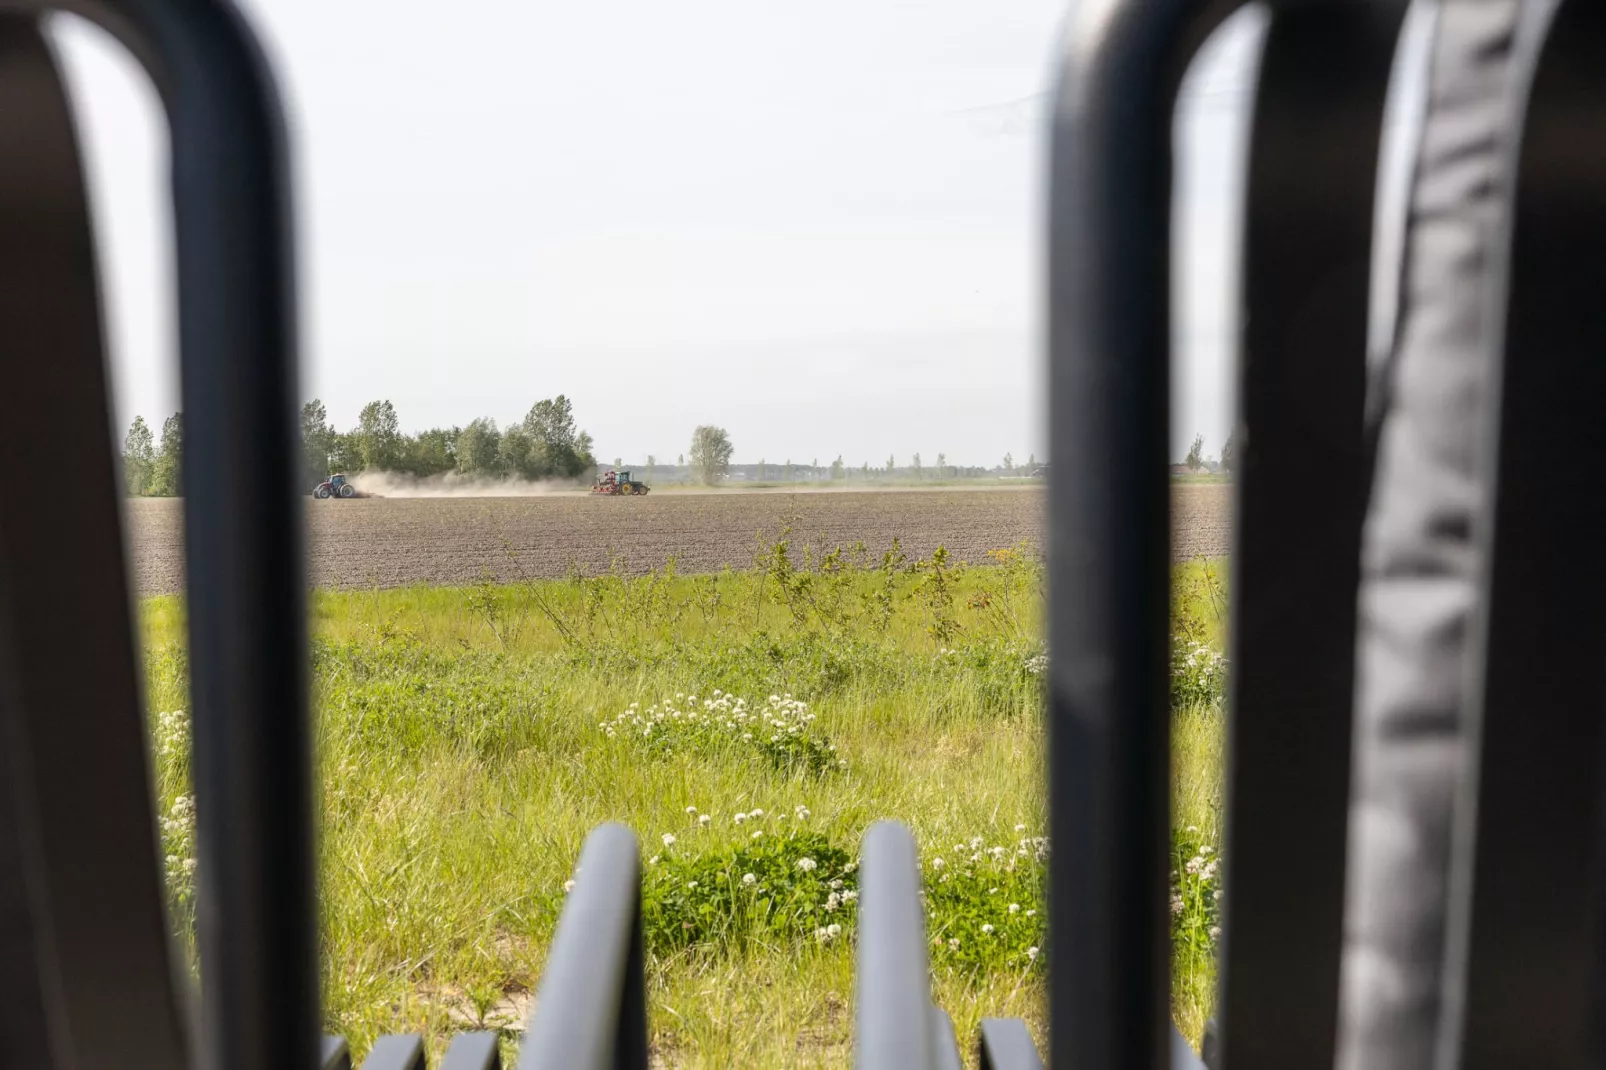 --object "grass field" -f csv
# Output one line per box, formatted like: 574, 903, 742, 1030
138, 539, 1227, 1067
